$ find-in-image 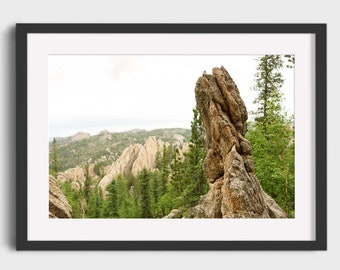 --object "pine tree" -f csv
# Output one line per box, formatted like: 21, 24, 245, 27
105, 179, 119, 218
252, 55, 284, 130
169, 148, 185, 208
155, 144, 177, 216
59, 180, 84, 218
182, 107, 208, 206
148, 171, 161, 217
167, 107, 208, 211
170, 149, 184, 194
138, 168, 152, 218
155, 151, 162, 170
116, 175, 136, 218
95, 187, 103, 218
246, 55, 295, 217
86, 187, 103, 218
83, 165, 91, 204
50, 138, 59, 178
150, 172, 159, 205
159, 145, 170, 196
